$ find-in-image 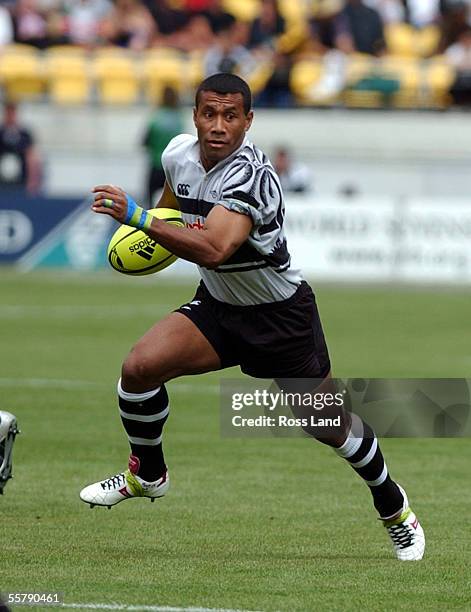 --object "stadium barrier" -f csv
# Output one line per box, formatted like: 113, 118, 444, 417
0, 190, 114, 270
1, 193, 471, 284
